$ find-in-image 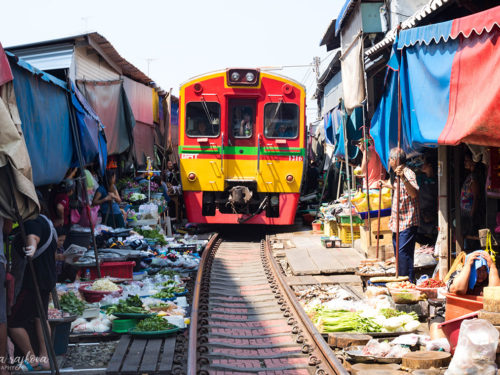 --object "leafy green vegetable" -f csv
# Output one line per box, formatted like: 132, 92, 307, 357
380, 308, 418, 320
313, 309, 382, 333
135, 228, 167, 245
135, 315, 176, 332
106, 295, 148, 315
60, 292, 86, 316
159, 270, 180, 278
152, 289, 175, 299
